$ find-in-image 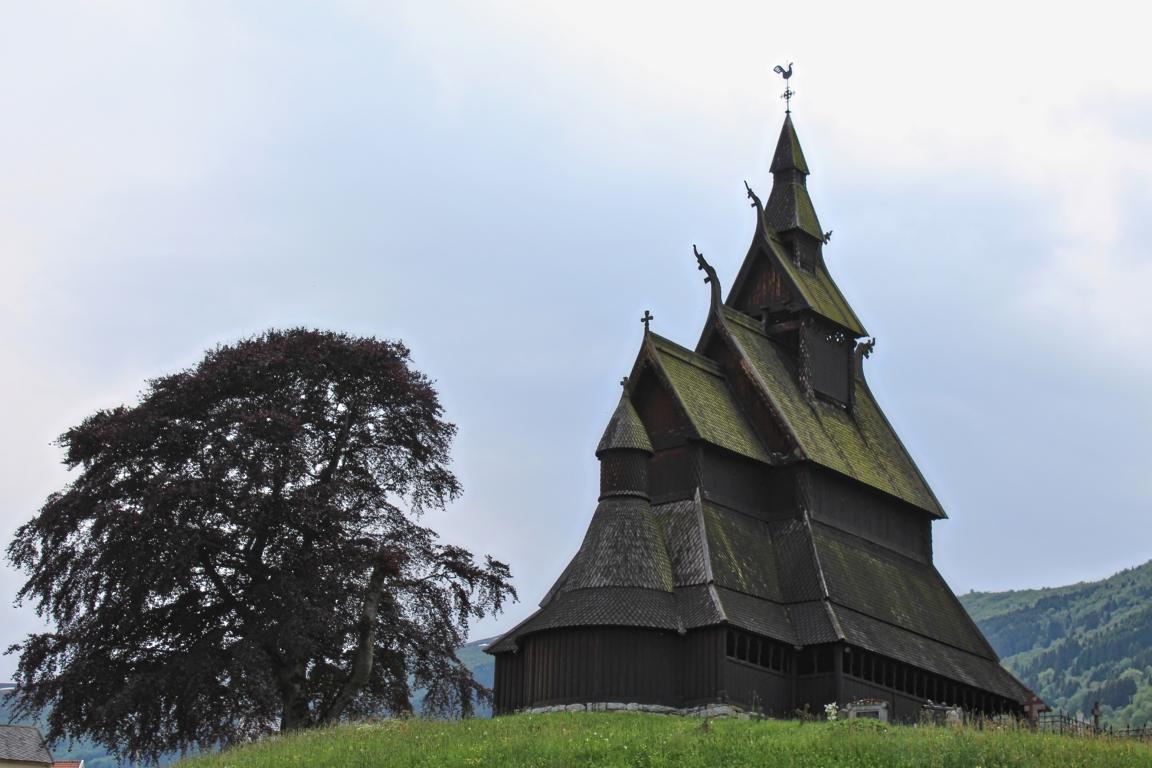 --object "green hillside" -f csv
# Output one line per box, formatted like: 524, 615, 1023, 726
0, 637, 496, 766
176, 711, 1152, 768
960, 560, 1152, 727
